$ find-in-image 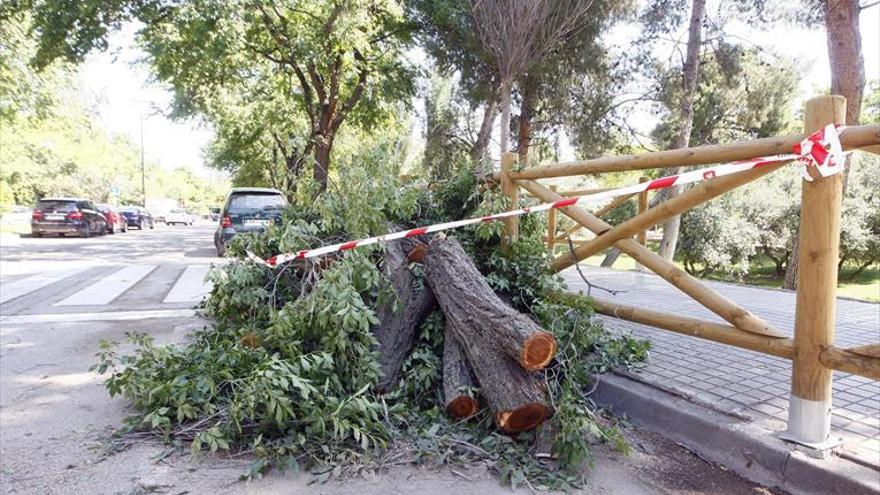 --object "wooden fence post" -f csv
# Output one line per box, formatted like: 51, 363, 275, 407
636, 177, 648, 271
500, 152, 519, 248
785, 95, 846, 451
547, 185, 558, 253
